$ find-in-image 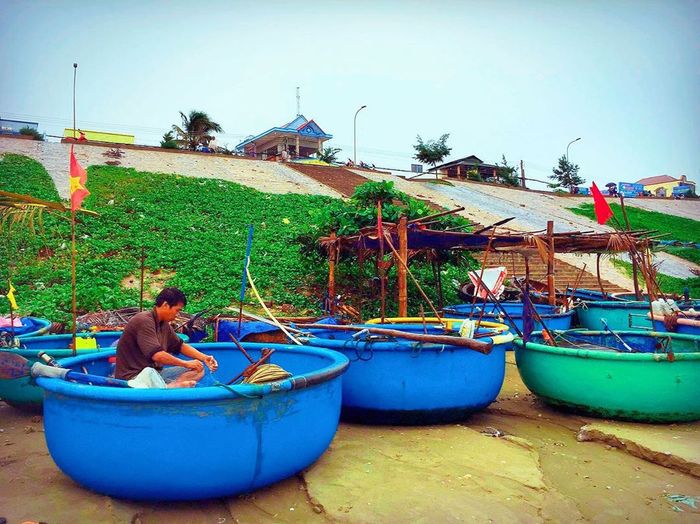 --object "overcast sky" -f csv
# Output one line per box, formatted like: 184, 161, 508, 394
2, 0, 698, 189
